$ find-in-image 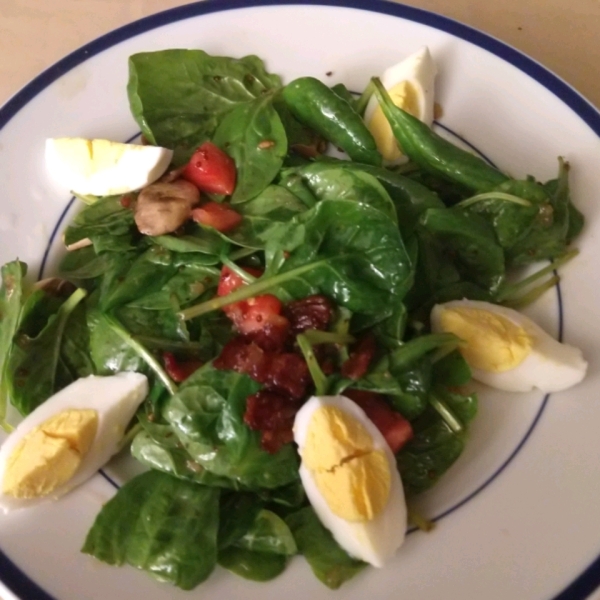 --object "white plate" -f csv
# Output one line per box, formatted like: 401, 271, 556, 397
1, 1, 599, 599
